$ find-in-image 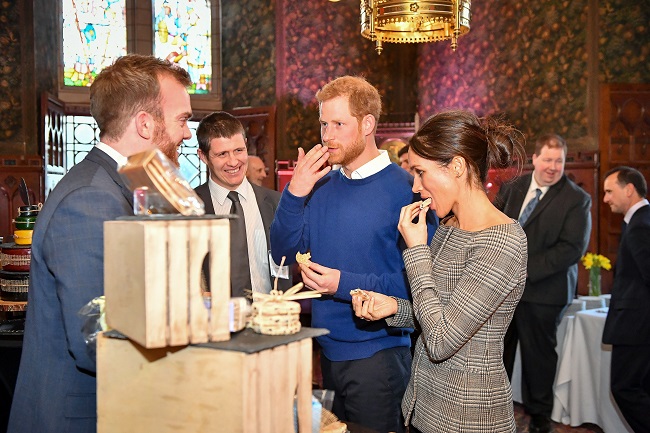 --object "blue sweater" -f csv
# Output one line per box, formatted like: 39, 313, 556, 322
270, 164, 437, 361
